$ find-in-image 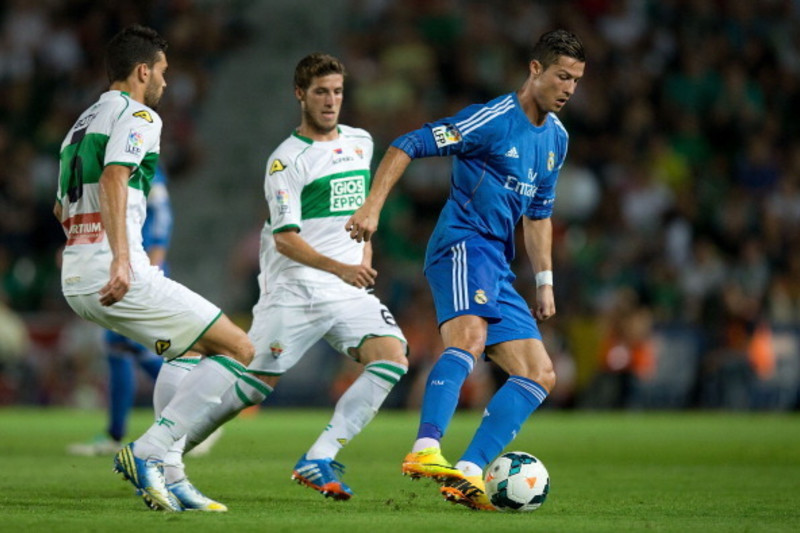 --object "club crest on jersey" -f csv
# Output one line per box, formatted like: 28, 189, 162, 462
155, 339, 171, 355
270, 341, 284, 359
276, 189, 290, 214
547, 151, 555, 171
432, 124, 462, 148
269, 159, 286, 175
474, 289, 488, 304
133, 110, 153, 123
125, 129, 144, 155
354, 146, 364, 159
